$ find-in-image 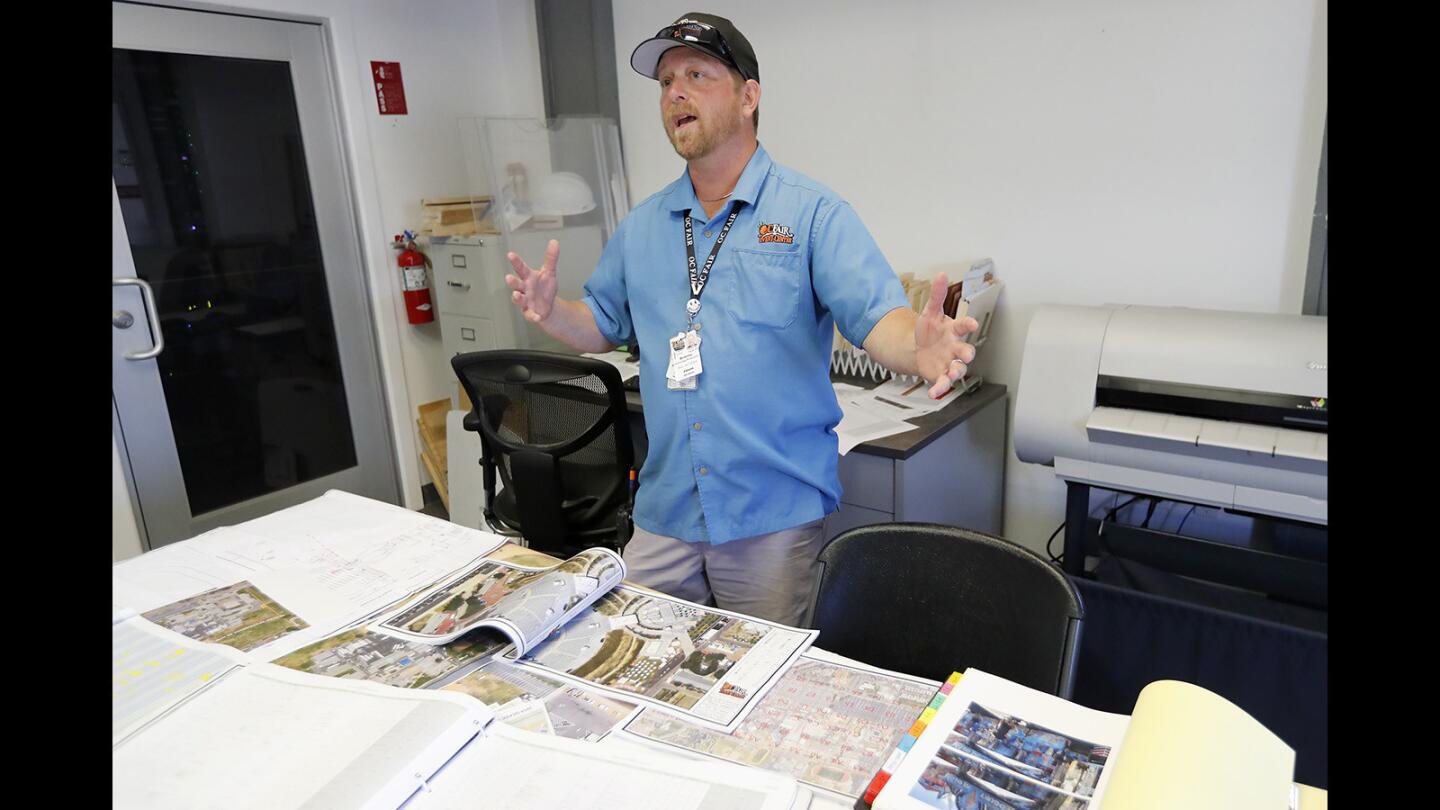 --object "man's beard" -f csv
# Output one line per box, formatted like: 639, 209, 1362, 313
665, 103, 742, 160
